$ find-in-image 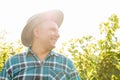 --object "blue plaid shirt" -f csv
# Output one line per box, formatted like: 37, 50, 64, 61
0, 48, 81, 80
